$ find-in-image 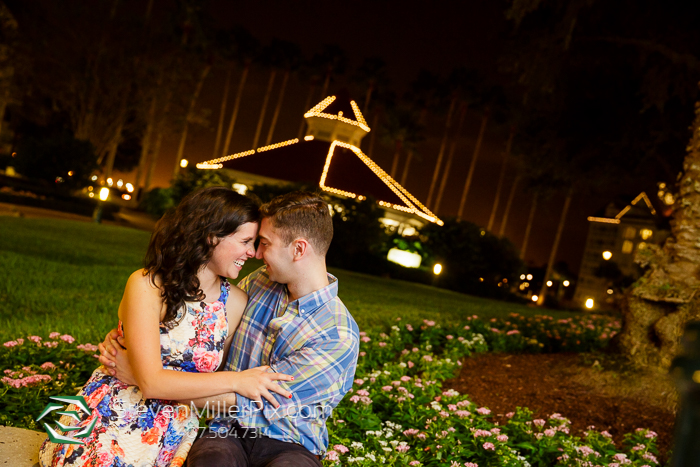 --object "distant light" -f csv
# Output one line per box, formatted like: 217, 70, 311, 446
387, 248, 421, 268
563, 280, 570, 287
640, 229, 653, 240
480, 230, 485, 236
546, 281, 553, 287
11, 152, 16, 157
67, 171, 74, 177
232, 183, 248, 195
479, 277, 484, 282
88, 192, 94, 198
304, 135, 314, 141
116, 179, 124, 188
526, 274, 533, 281
125, 183, 134, 193
99, 187, 110, 201
180, 159, 189, 168
122, 194, 131, 201
658, 182, 666, 189
433, 264, 442, 275
106, 178, 113, 187
607, 289, 614, 295
664, 193, 674, 205
602, 251, 612, 260
401, 226, 416, 236
55, 177, 64, 183
520, 274, 526, 280
502, 278, 508, 284
585, 298, 594, 309
87, 186, 93, 192
91, 175, 98, 181
523, 282, 529, 288
531, 295, 538, 302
